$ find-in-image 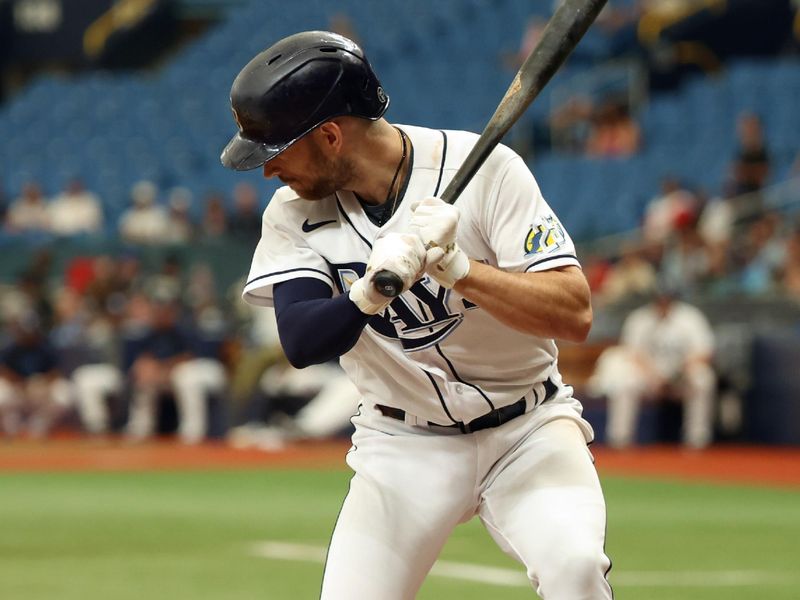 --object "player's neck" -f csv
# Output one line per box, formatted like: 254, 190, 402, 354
346, 121, 409, 206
